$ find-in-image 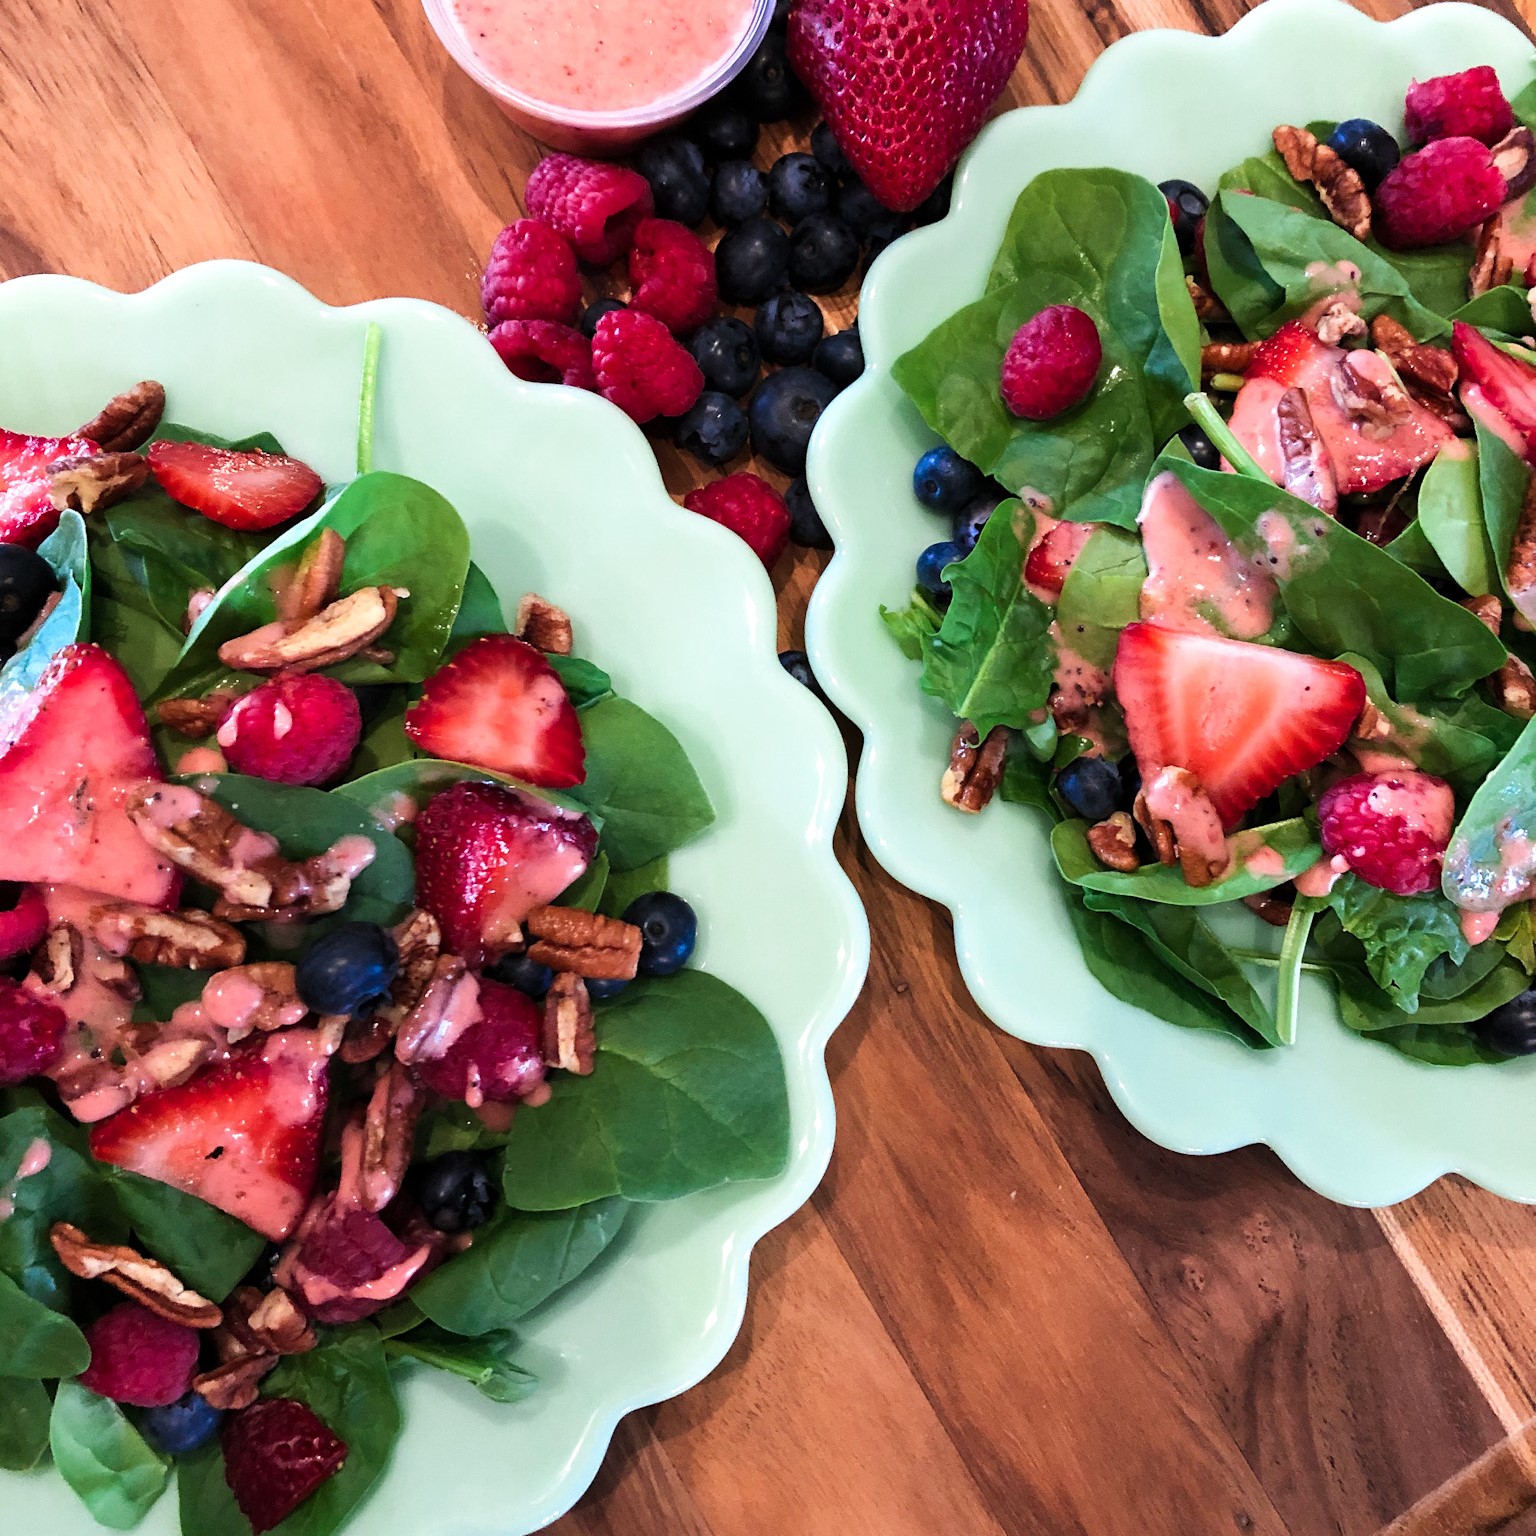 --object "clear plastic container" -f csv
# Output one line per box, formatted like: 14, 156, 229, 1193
421, 0, 774, 156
